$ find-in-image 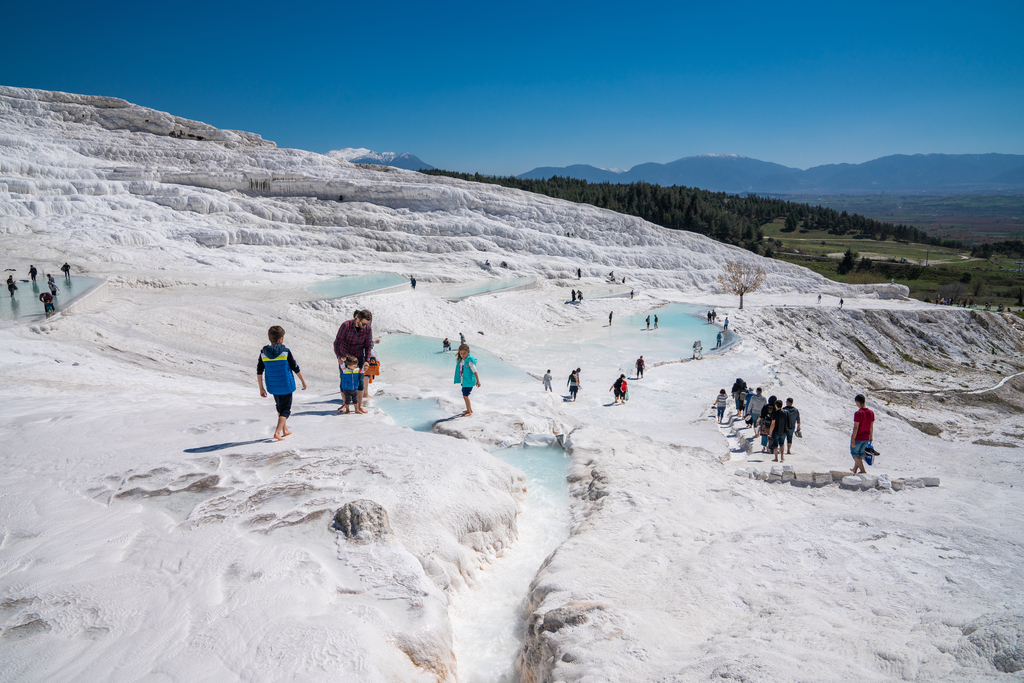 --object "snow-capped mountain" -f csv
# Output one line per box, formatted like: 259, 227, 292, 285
326, 148, 434, 171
